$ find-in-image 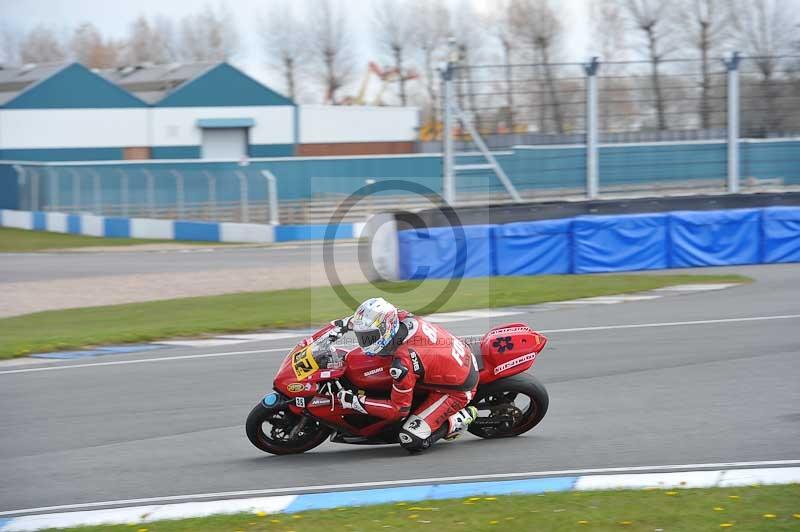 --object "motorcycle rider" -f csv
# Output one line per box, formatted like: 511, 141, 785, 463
330, 297, 479, 452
